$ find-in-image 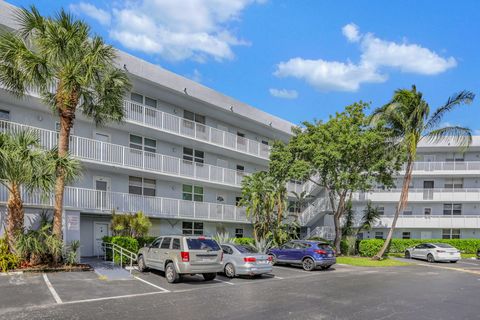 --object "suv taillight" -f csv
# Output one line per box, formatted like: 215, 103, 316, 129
244, 257, 257, 263
314, 249, 327, 255
181, 251, 190, 262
